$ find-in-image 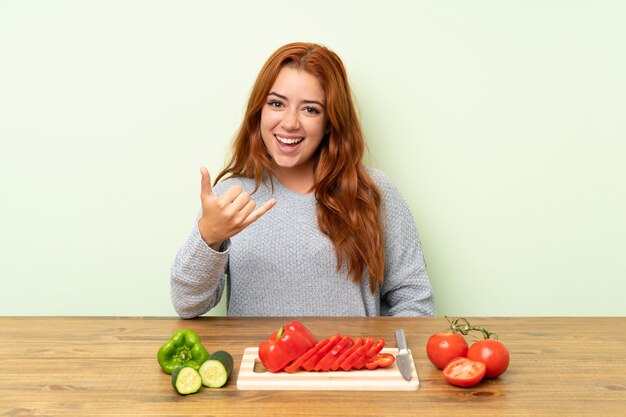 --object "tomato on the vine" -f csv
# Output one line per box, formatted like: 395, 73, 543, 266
426, 331, 468, 369
442, 357, 486, 387
467, 339, 509, 378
